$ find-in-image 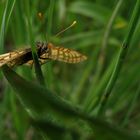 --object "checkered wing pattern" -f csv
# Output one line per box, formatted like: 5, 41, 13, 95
0, 49, 29, 67
40, 43, 87, 63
